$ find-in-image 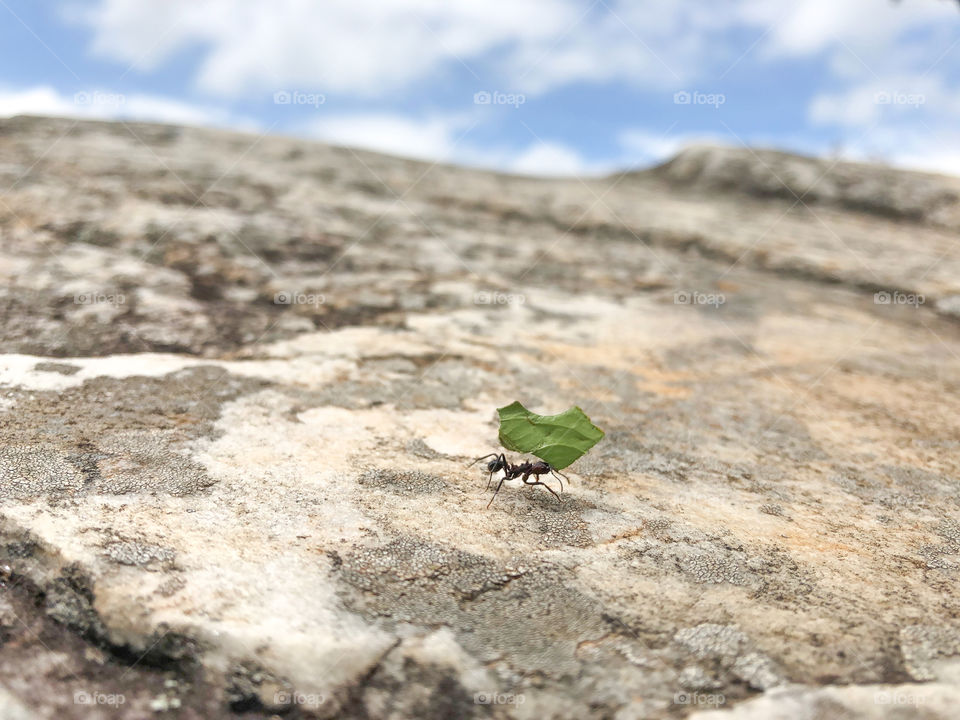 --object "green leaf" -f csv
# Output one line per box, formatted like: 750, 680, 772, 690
496, 401, 604, 470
